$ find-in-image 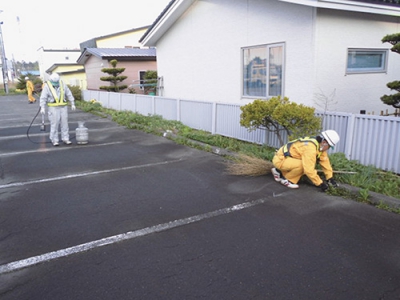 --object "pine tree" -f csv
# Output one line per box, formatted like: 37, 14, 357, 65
381, 33, 400, 108
99, 59, 128, 92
